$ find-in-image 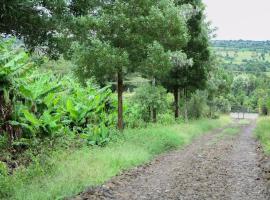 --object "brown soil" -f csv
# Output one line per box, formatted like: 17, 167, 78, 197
70, 120, 269, 200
